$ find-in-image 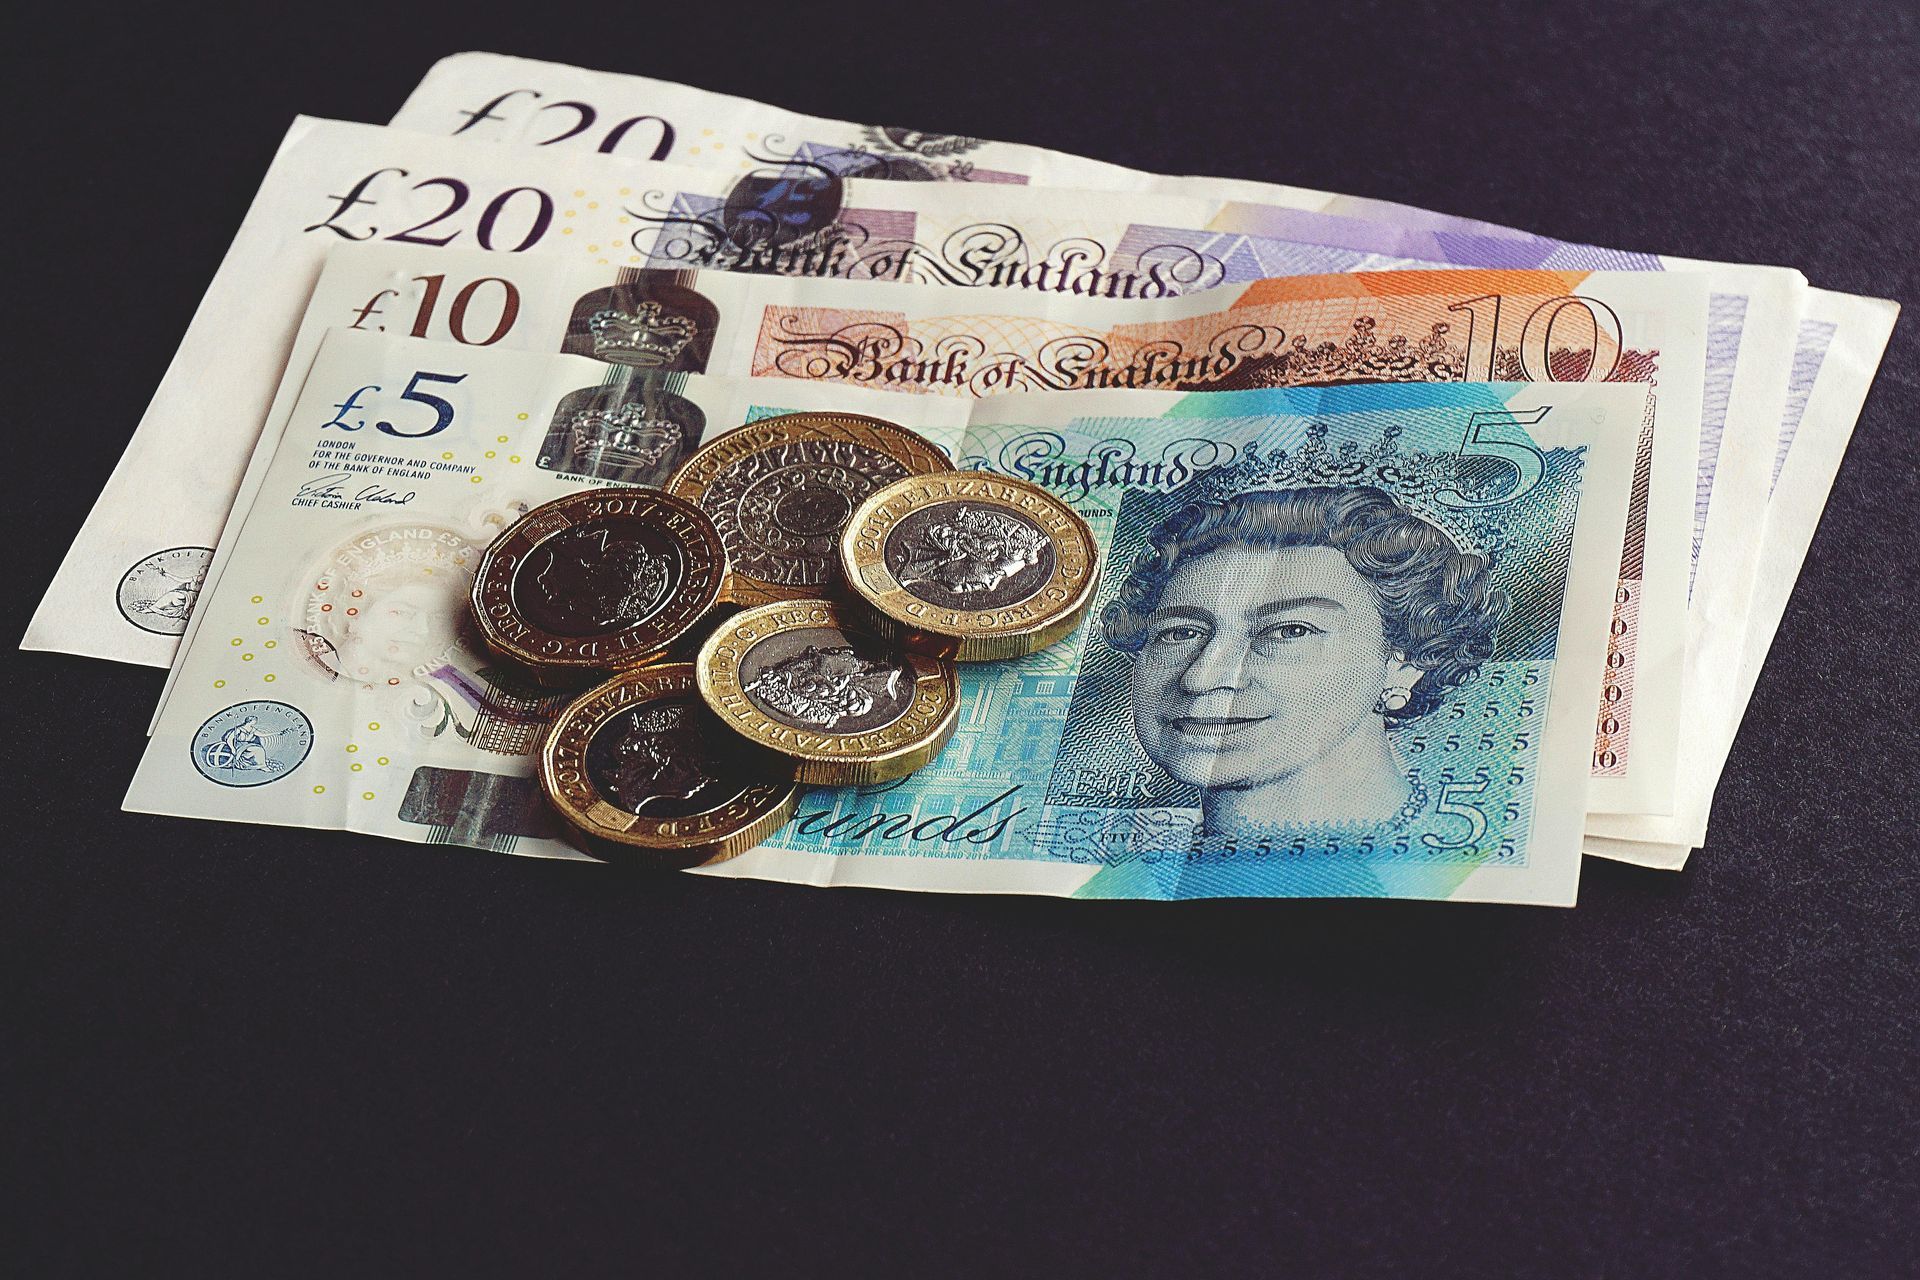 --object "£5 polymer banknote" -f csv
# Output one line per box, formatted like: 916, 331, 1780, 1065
133, 329, 1642, 904
164, 245, 1706, 817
